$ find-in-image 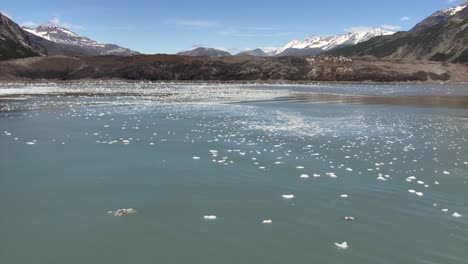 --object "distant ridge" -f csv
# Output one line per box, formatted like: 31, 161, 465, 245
177, 47, 232, 57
